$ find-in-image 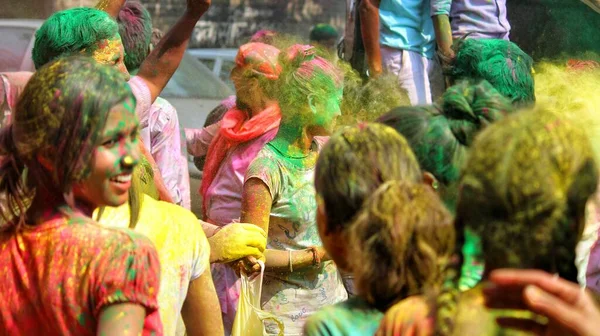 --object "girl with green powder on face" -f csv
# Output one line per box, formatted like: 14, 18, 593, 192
304, 123, 455, 336
0, 57, 162, 335
237, 45, 348, 335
